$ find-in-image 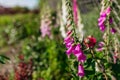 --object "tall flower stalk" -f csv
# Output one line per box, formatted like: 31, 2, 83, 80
96, 0, 120, 79
72, 0, 84, 41
63, 0, 86, 78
